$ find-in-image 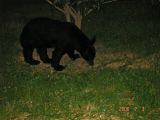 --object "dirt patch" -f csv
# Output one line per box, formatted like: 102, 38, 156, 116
127, 59, 151, 69
18, 43, 153, 72
14, 112, 30, 120
106, 62, 126, 69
